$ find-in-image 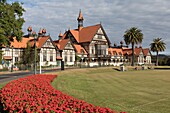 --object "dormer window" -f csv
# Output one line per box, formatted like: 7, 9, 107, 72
98, 35, 102, 39
46, 41, 50, 45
